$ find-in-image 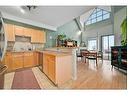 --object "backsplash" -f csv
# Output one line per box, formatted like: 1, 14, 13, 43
13, 42, 32, 51
7, 42, 45, 51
